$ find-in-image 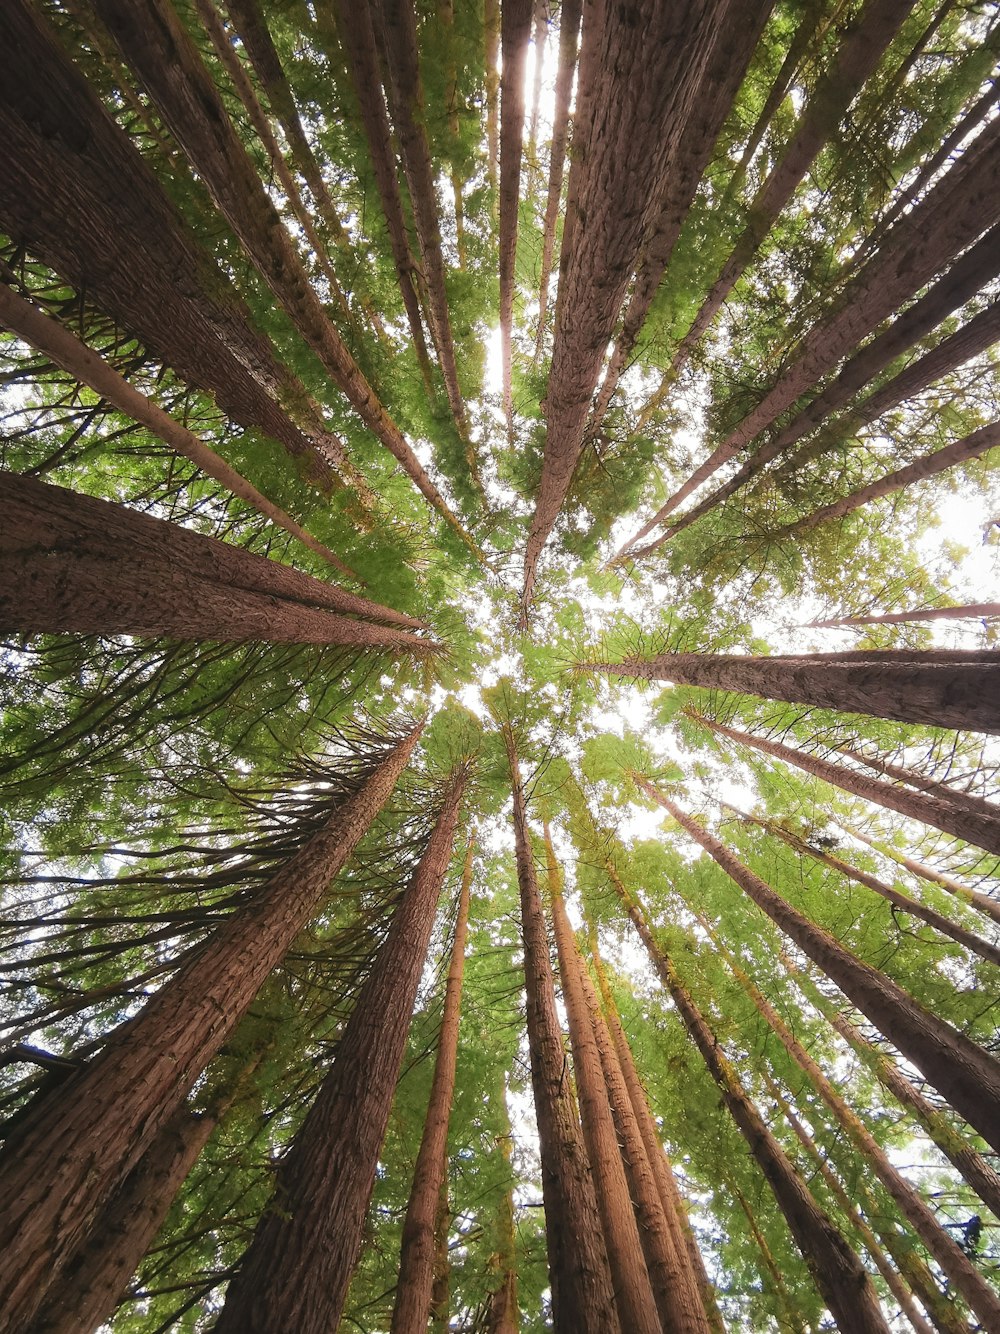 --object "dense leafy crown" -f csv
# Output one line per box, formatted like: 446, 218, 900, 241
1, 0, 999, 1329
